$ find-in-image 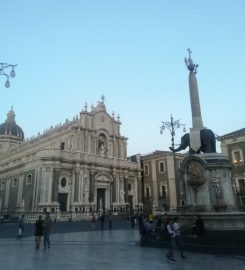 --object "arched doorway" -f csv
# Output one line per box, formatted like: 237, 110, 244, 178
97, 188, 105, 210
58, 193, 68, 212
95, 173, 112, 211
58, 176, 70, 212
